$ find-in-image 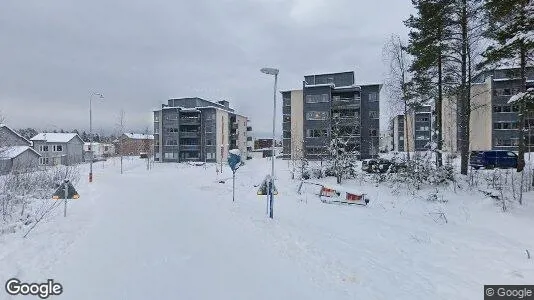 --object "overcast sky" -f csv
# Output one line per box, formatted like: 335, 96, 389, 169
0, 0, 412, 138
